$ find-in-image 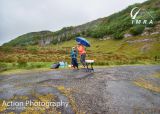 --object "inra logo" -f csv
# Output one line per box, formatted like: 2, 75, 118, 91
130, 7, 154, 25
